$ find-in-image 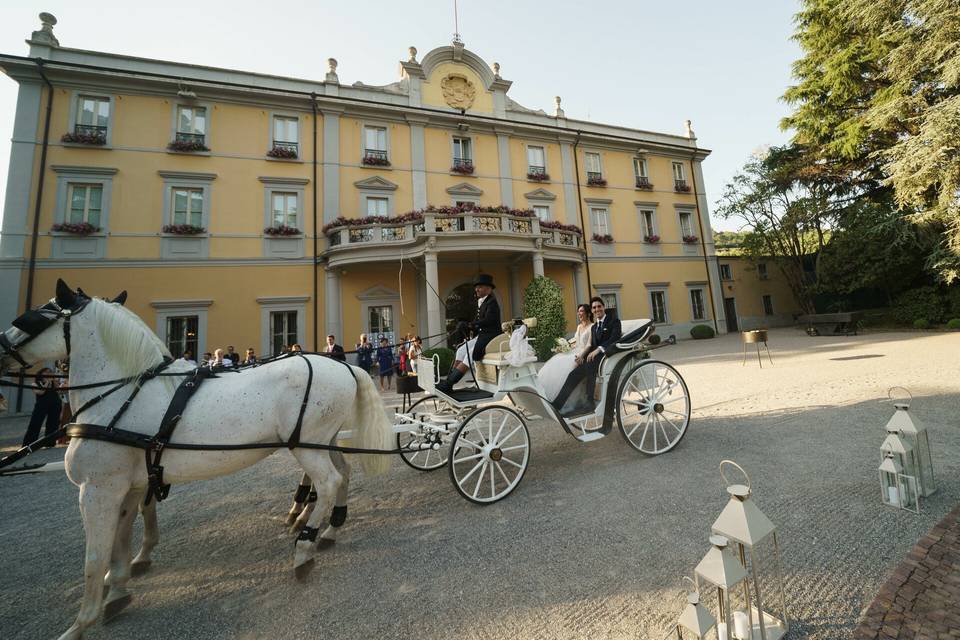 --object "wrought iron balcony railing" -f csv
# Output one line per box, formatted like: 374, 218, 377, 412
674, 179, 691, 192
176, 132, 206, 144
273, 140, 298, 153
528, 165, 547, 177
75, 124, 107, 137
635, 176, 653, 189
